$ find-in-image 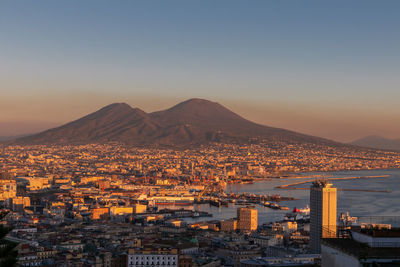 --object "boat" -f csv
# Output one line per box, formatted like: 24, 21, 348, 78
149, 196, 194, 205
268, 202, 280, 210
284, 213, 297, 221
237, 199, 248, 205
241, 178, 254, 184
220, 200, 229, 207
298, 205, 310, 214
209, 199, 221, 207
292, 207, 301, 213
263, 201, 271, 207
